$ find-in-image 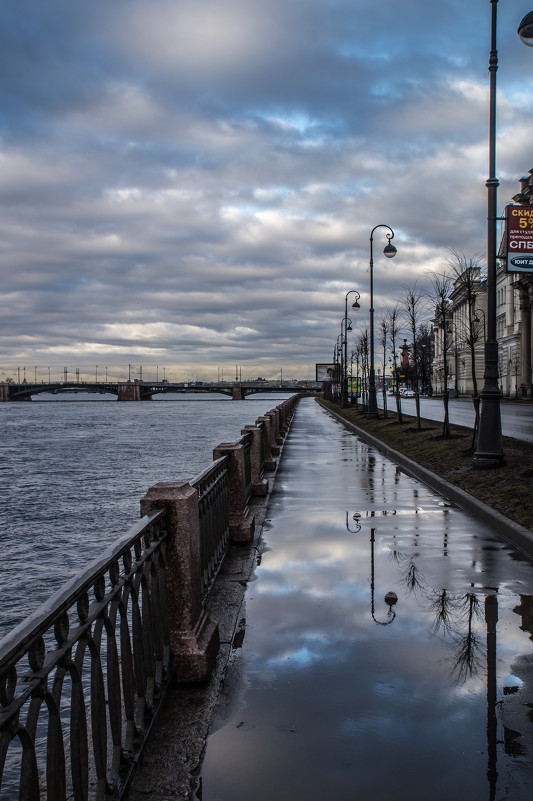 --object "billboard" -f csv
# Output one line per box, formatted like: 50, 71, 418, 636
316, 363, 337, 382
506, 205, 533, 273
347, 376, 361, 394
